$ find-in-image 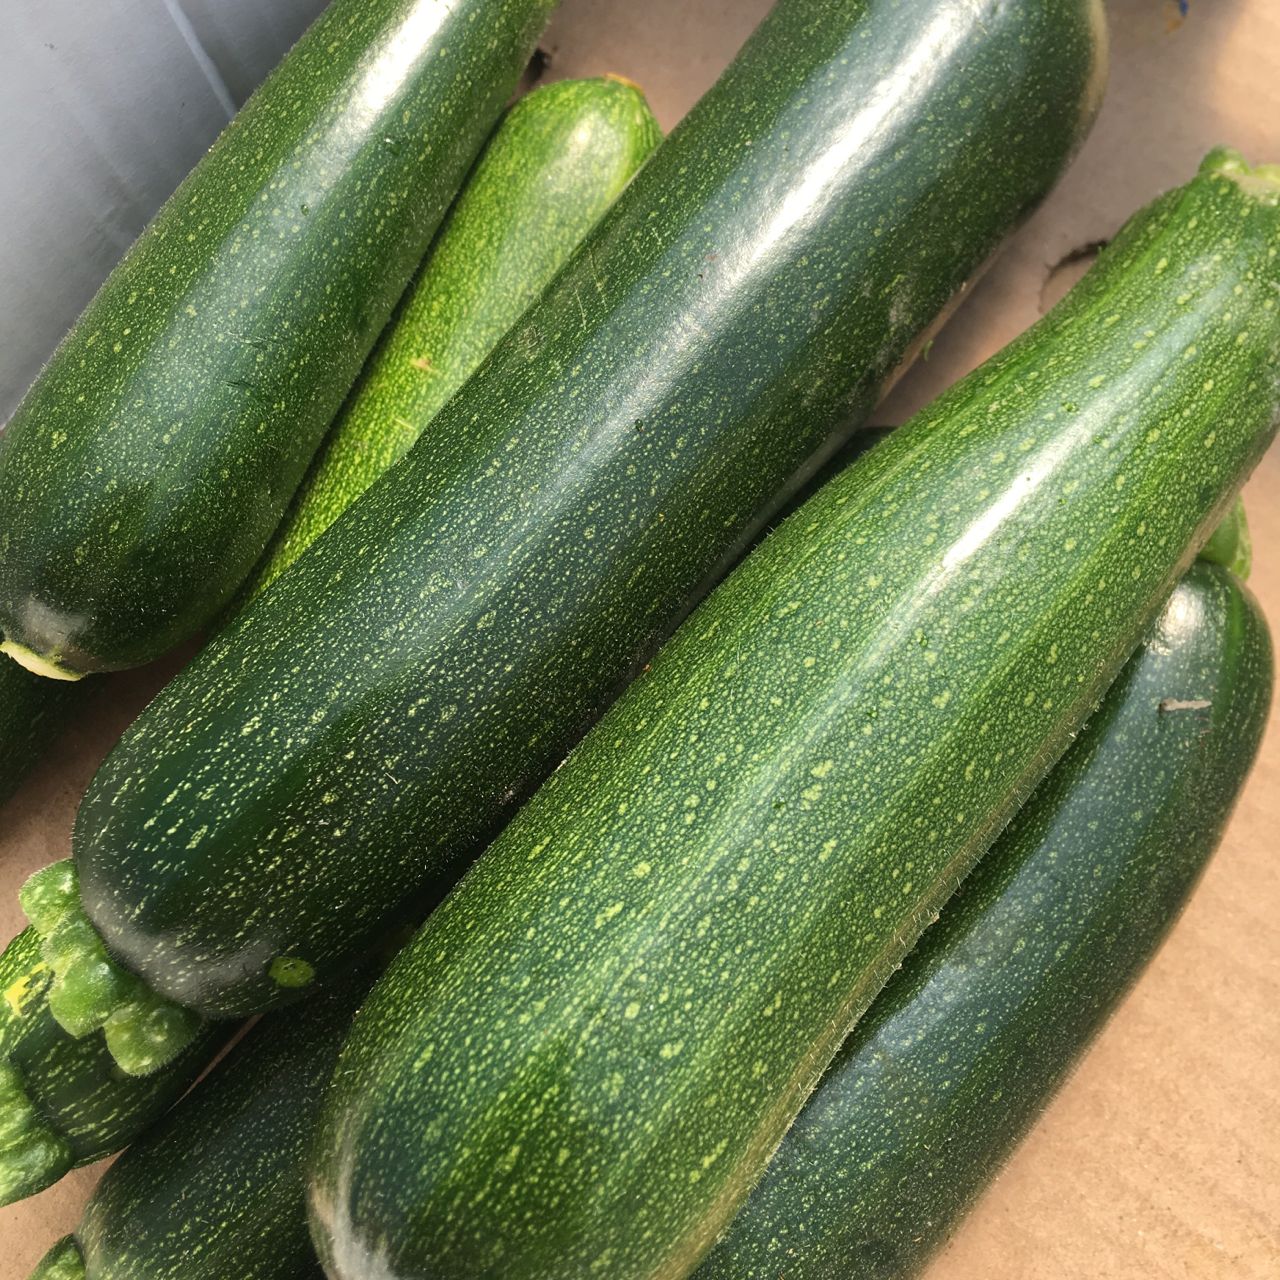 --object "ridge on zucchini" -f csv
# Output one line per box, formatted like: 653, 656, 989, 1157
19, 863, 199, 1075
0, 1060, 72, 1208
0, 922, 230, 1206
